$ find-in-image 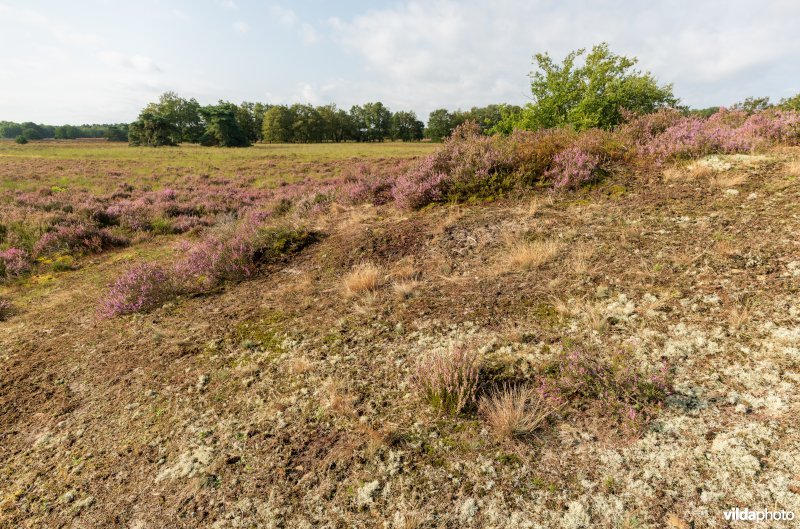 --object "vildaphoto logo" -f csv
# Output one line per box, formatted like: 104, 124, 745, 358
723, 508, 795, 522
